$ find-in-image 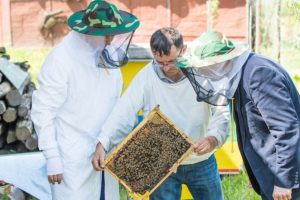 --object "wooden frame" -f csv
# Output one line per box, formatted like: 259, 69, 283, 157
104, 105, 194, 200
